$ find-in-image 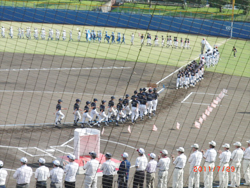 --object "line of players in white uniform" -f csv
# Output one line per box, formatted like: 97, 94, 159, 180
54, 88, 159, 128
176, 47, 220, 89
